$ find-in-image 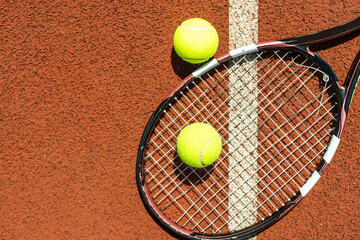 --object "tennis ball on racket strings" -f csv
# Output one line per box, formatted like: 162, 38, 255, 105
173, 18, 219, 64
176, 122, 222, 168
